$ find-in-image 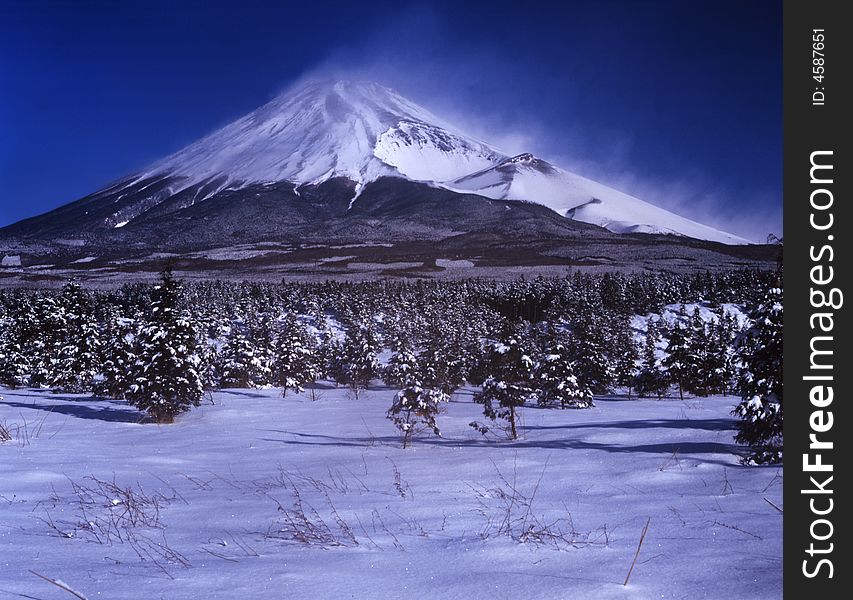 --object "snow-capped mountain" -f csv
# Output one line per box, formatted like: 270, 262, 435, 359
142, 80, 503, 195
1, 79, 749, 245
